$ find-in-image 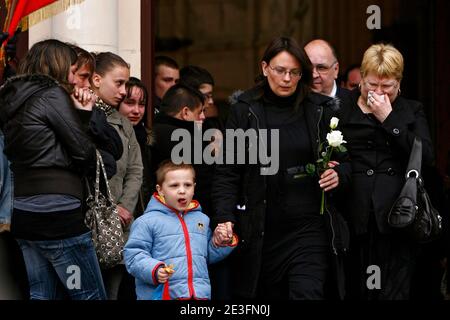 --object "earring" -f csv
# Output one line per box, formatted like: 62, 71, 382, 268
398, 88, 401, 95
358, 83, 361, 90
